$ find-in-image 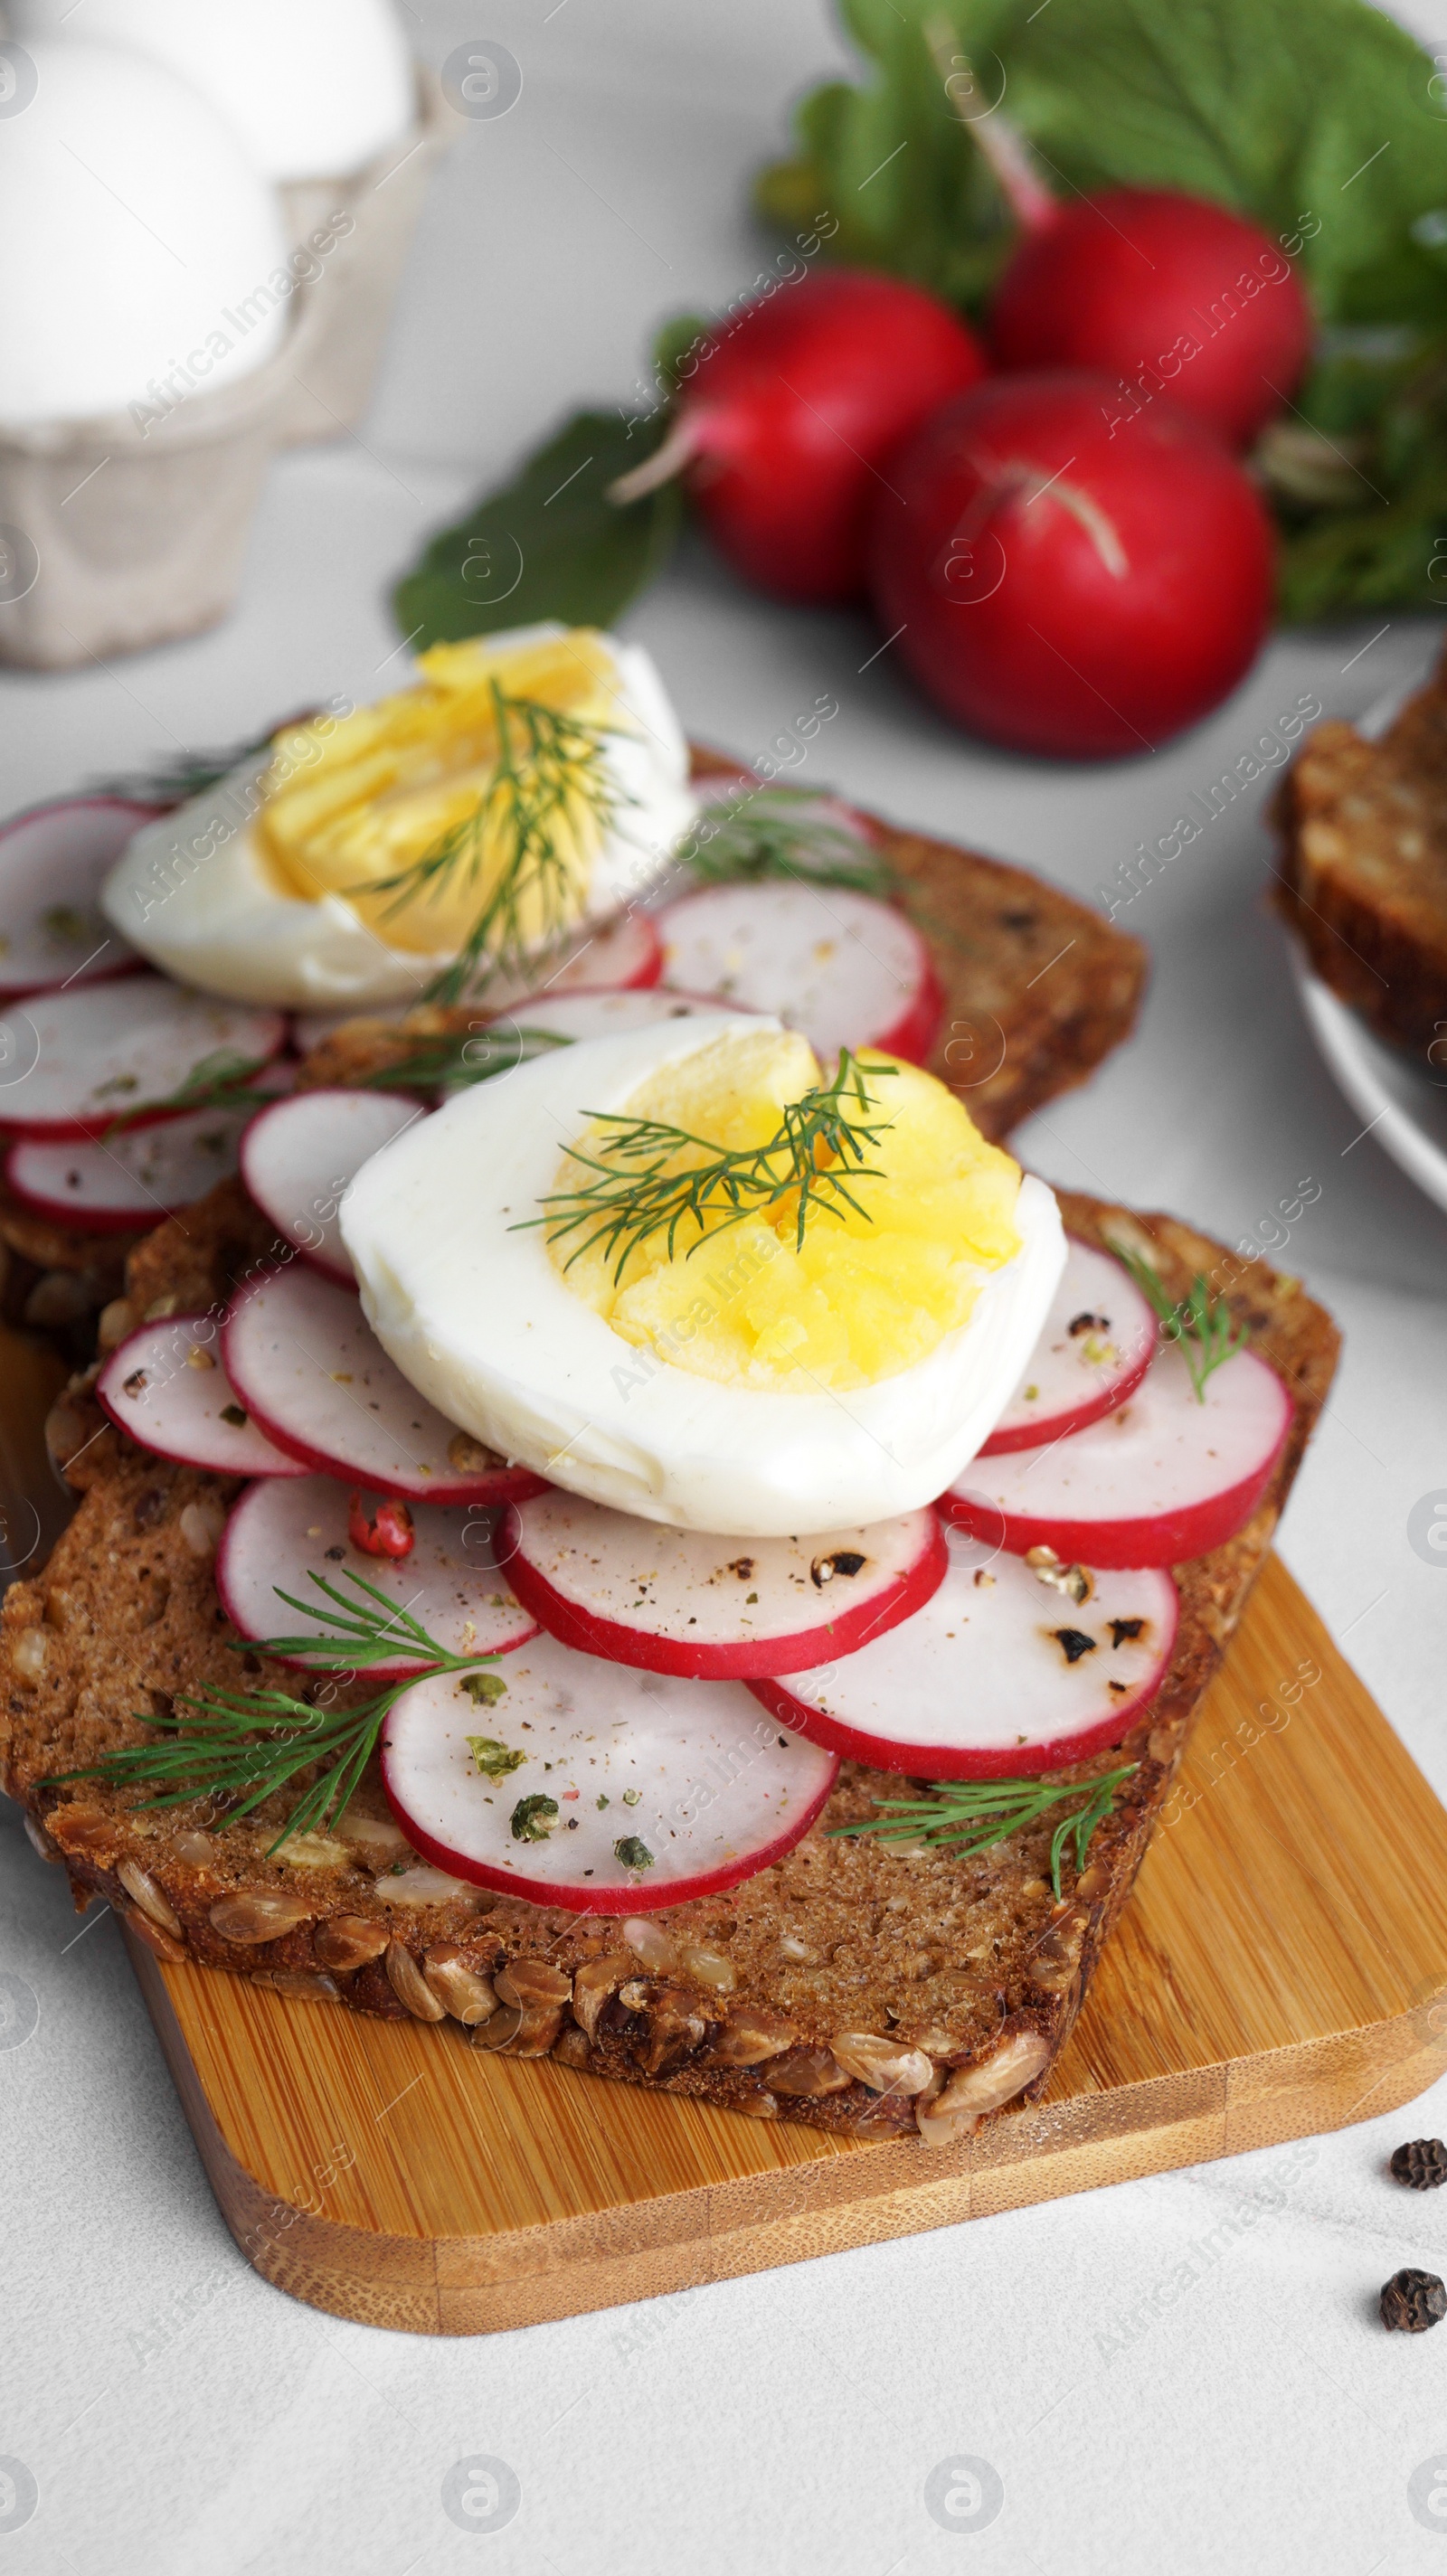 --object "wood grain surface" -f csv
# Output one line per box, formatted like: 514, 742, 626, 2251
124, 1554, 1447, 2335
